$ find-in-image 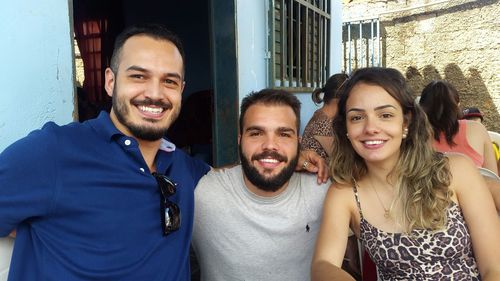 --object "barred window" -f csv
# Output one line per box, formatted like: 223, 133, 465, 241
269, 0, 331, 91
